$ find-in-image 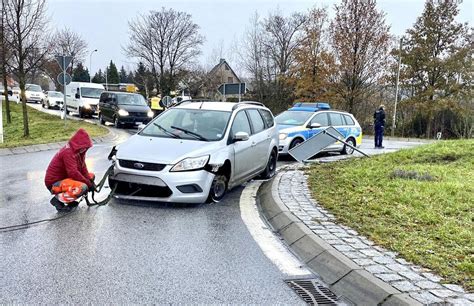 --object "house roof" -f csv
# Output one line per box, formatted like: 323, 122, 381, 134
208, 59, 241, 83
